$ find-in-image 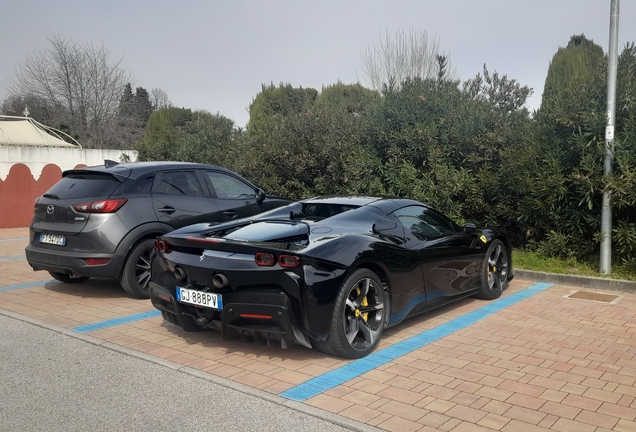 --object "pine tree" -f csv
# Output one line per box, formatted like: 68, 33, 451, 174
134, 87, 153, 125
114, 84, 155, 148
